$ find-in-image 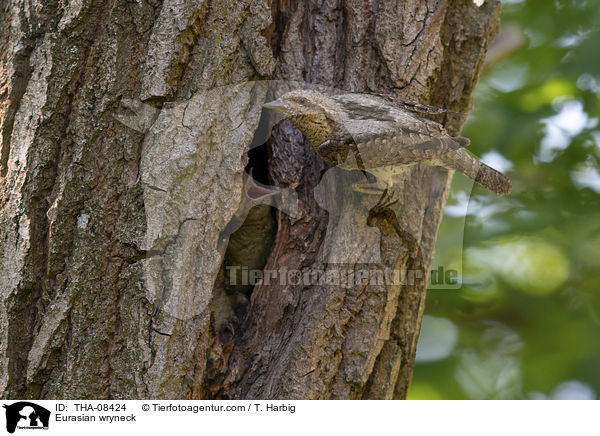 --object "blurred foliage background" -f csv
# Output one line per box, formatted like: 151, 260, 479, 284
409, 0, 600, 400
